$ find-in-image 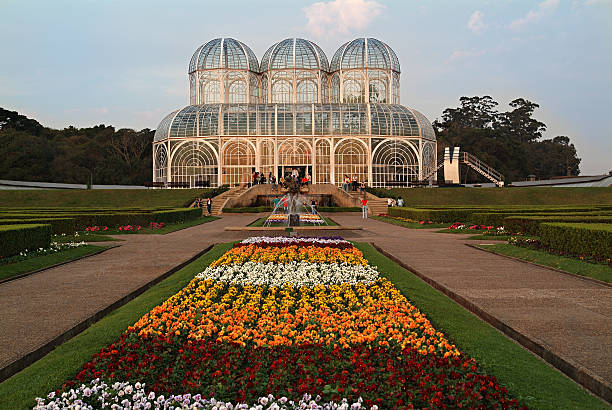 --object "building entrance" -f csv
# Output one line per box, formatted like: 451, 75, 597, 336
278, 165, 312, 180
